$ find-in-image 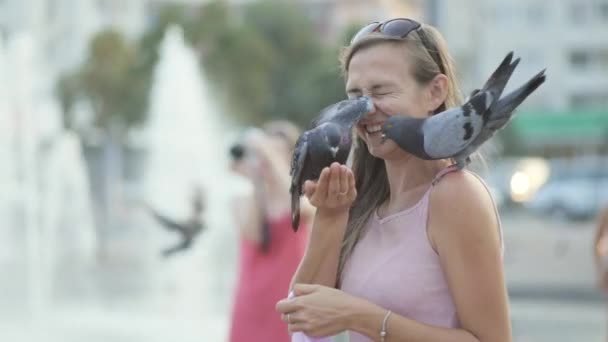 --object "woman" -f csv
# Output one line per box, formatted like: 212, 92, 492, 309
594, 206, 608, 292
229, 121, 313, 342
276, 18, 511, 341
